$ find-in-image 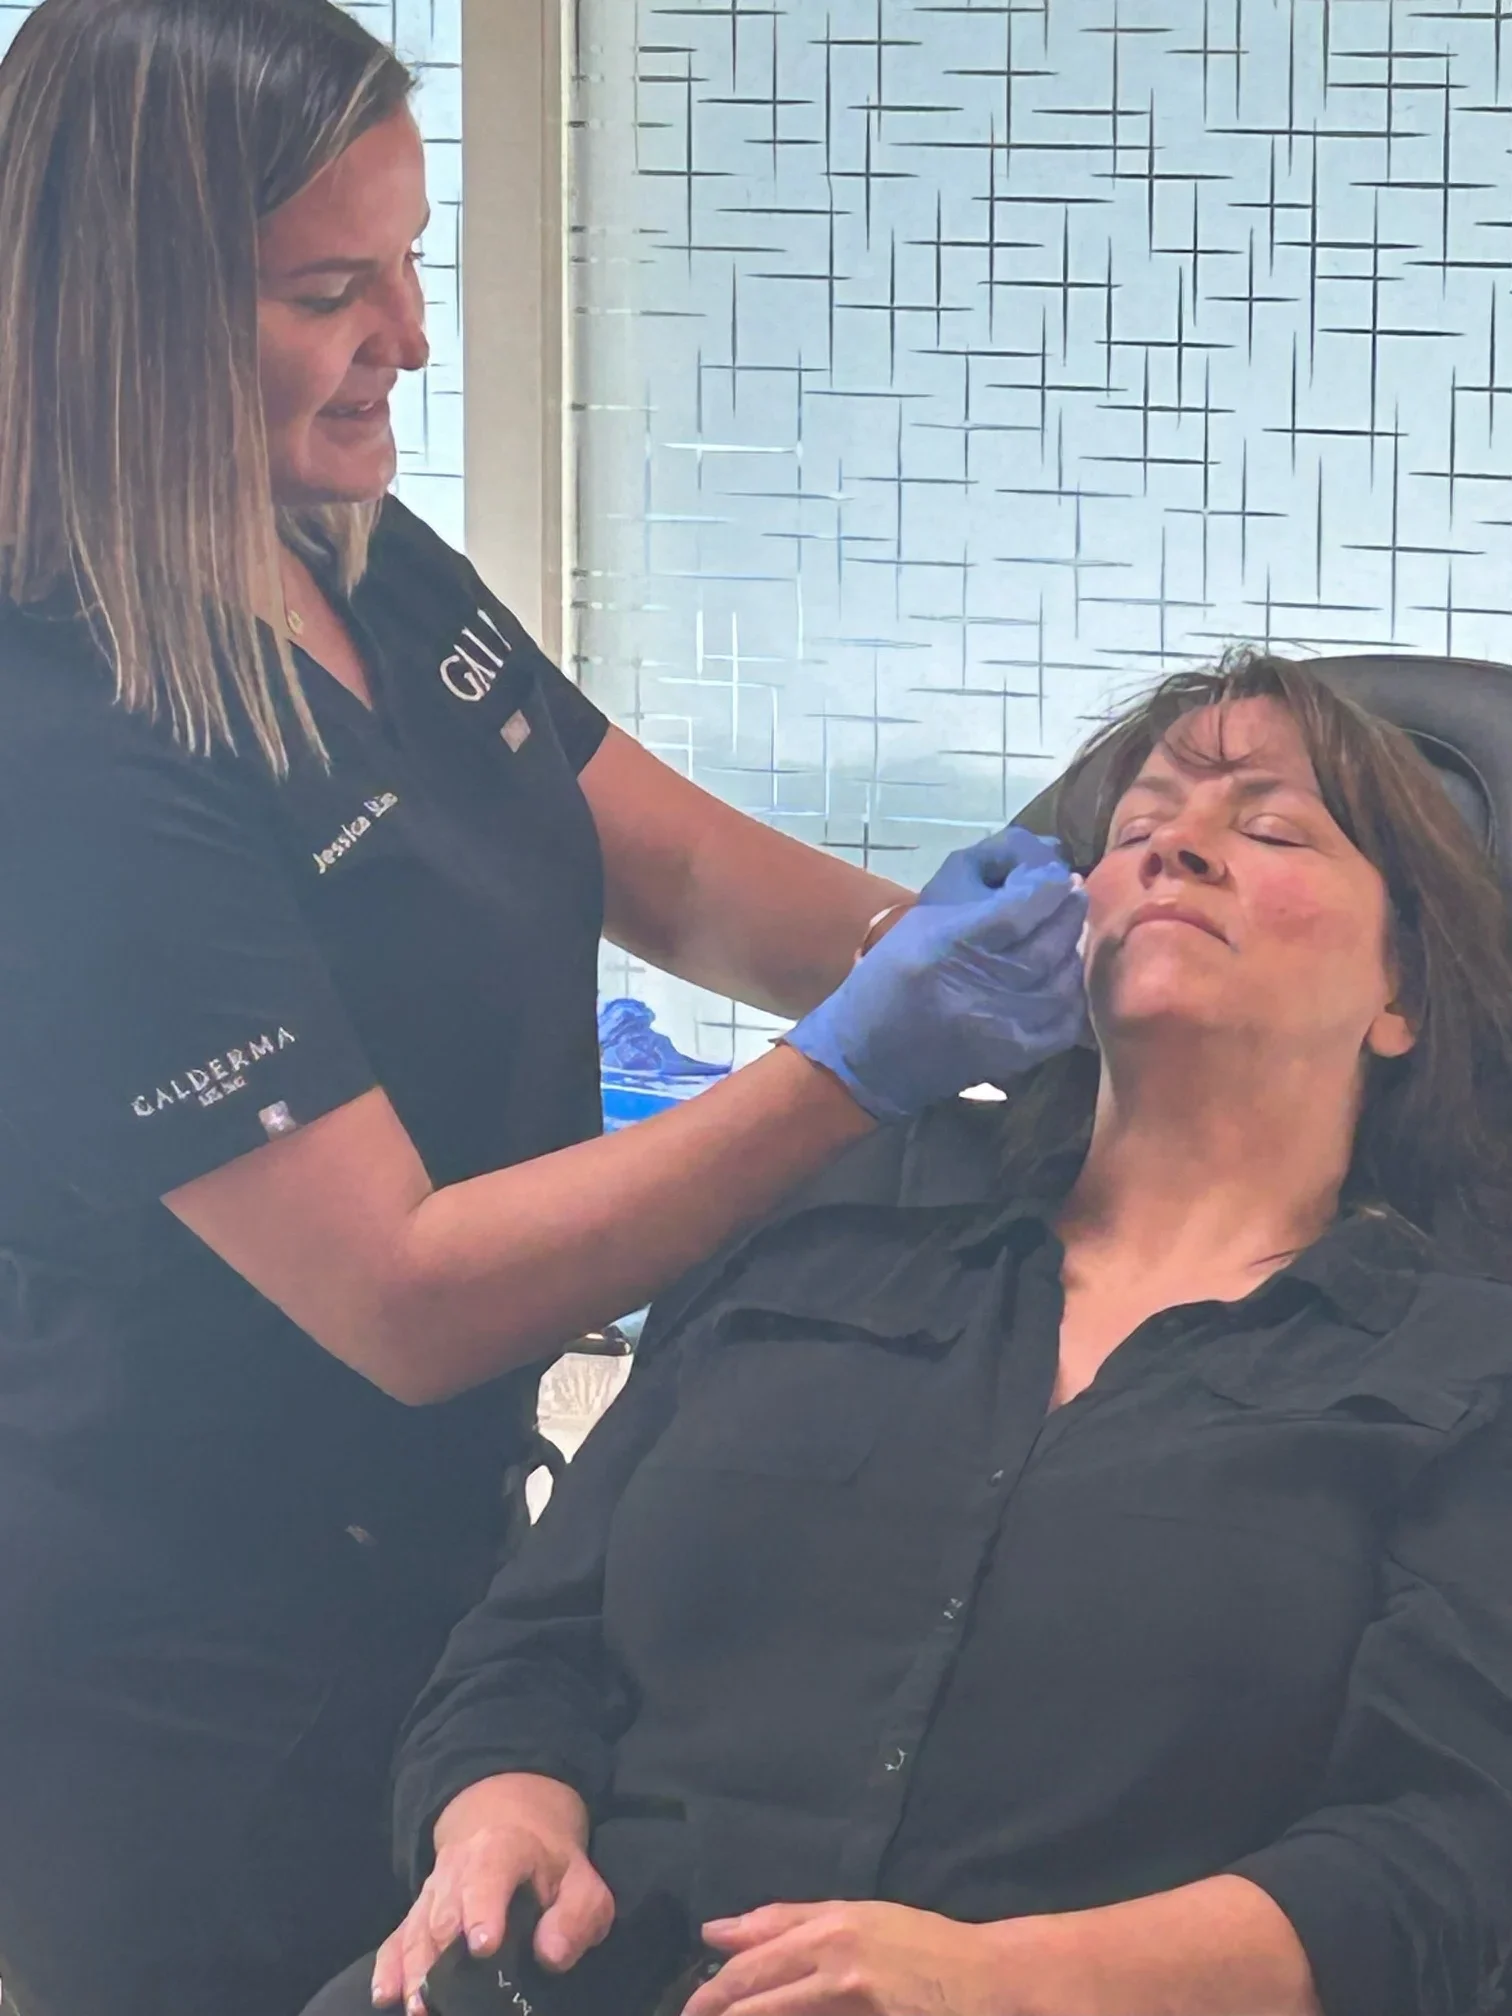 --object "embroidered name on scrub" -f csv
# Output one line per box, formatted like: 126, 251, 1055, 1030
131, 1028, 298, 1118
313, 791, 399, 873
